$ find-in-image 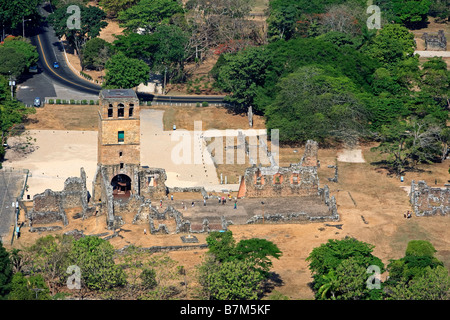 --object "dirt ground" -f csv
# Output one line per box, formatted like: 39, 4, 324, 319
7, 104, 450, 300
5, 137, 450, 300
5, 13, 450, 299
